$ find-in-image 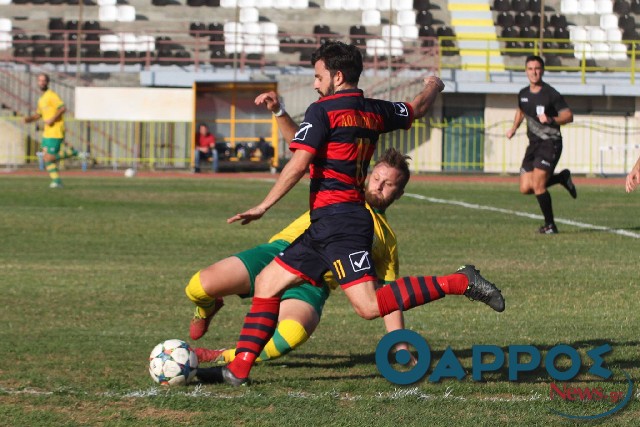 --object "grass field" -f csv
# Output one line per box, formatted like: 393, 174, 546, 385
1, 173, 639, 426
